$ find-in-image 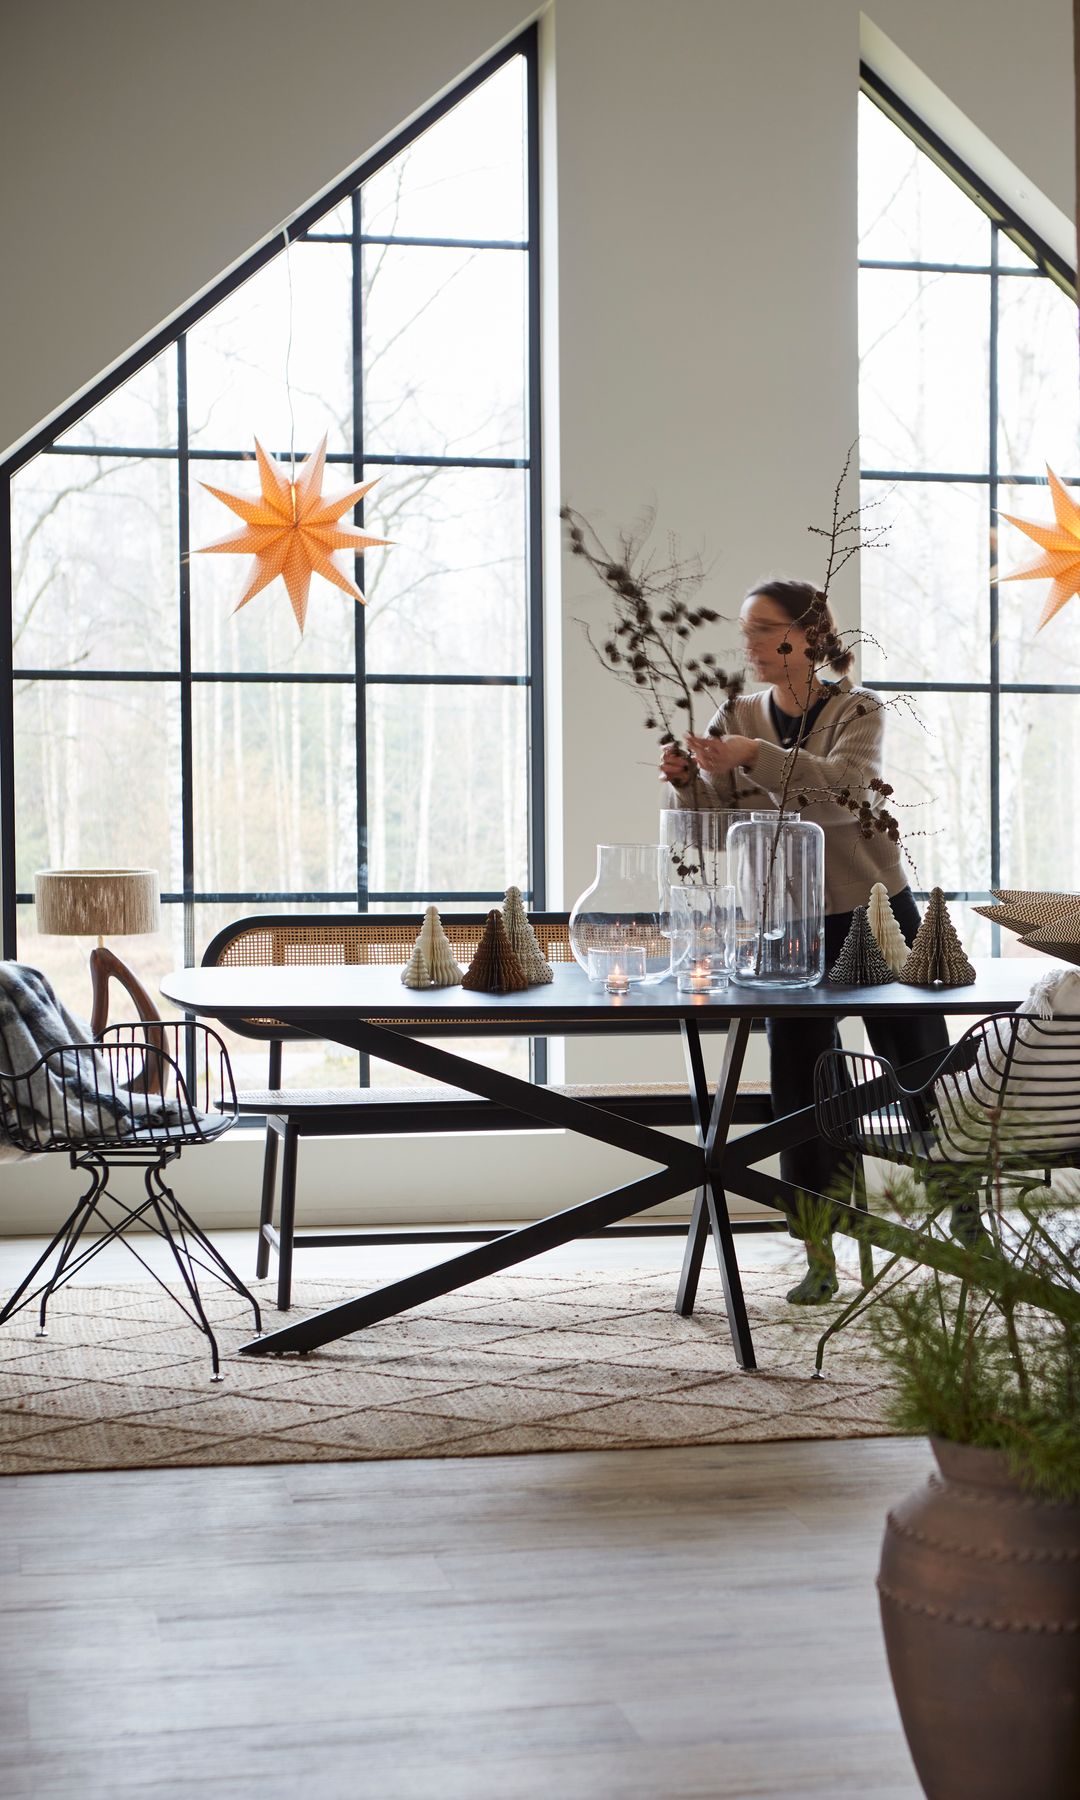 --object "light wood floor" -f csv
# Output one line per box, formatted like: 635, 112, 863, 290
0, 1232, 925, 1799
